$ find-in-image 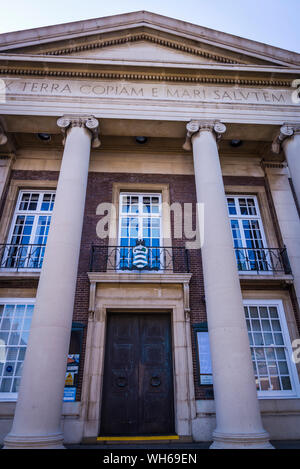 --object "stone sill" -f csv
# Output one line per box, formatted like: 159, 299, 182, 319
88, 271, 192, 284
196, 398, 300, 416
239, 273, 293, 287
0, 270, 40, 279
0, 401, 81, 418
